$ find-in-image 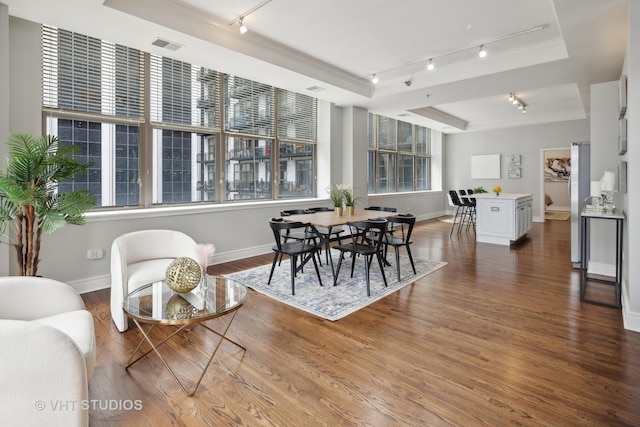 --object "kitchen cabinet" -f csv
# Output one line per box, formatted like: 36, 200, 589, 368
474, 193, 533, 245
